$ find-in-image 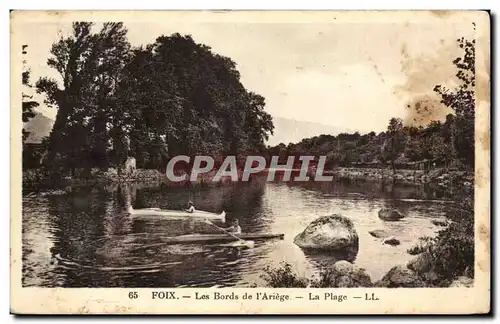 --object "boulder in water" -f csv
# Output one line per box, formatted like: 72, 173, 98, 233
375, 265, 425, 288
383, 237, 401, 246
369, 229, 390, 239
378, 208, 405, 221
294, 215, 358, 252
